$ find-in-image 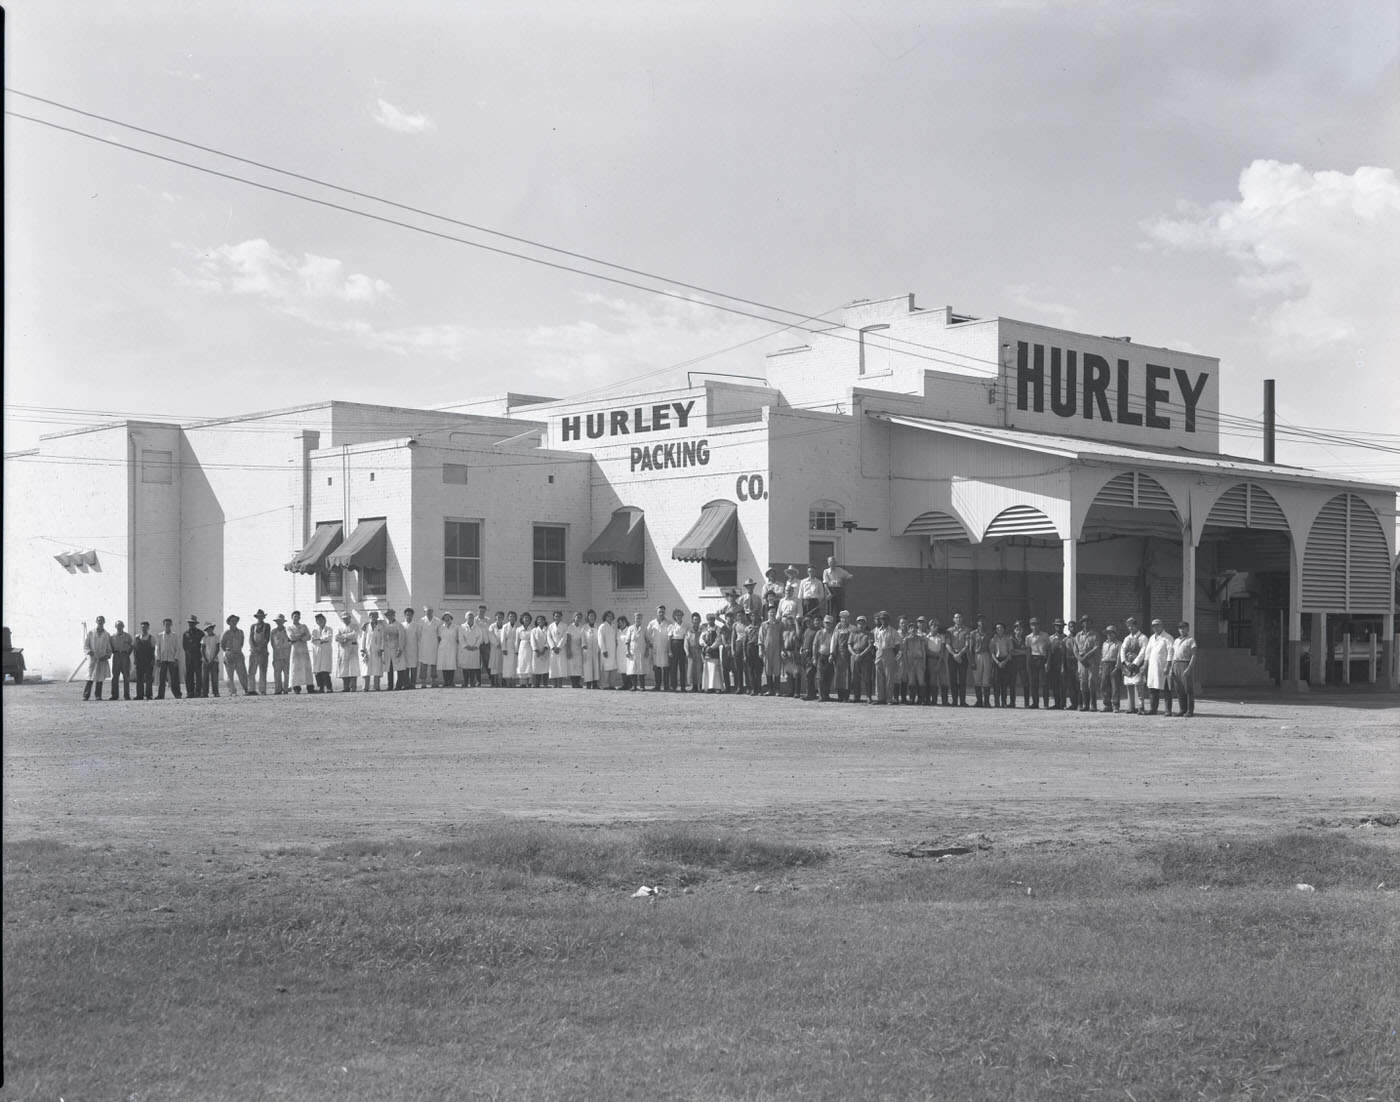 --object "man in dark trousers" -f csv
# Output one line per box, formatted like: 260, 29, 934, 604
182, 614, 206, 697
110, 619, 134, 700
133, 621, 156, 700
247, 609, 272, 695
